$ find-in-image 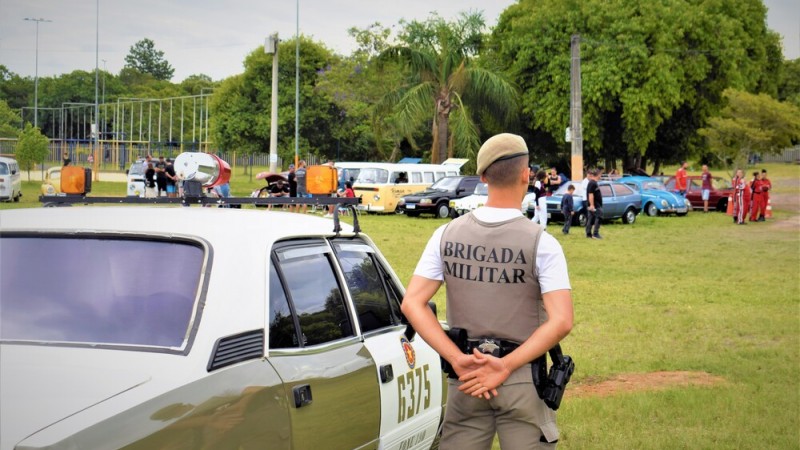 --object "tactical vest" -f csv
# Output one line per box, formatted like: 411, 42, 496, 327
440, 213, 546, 343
